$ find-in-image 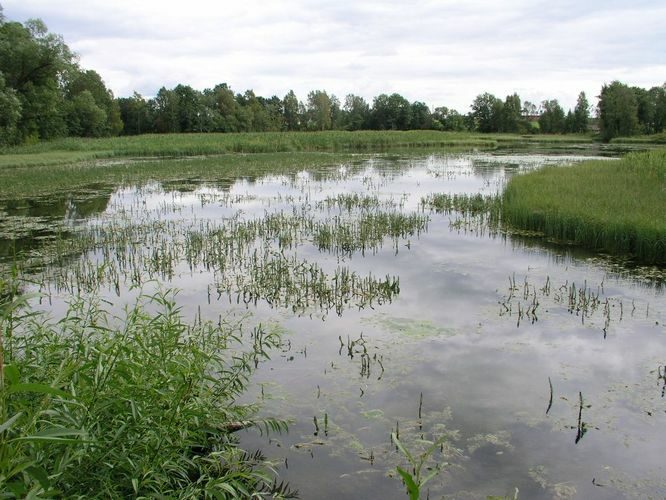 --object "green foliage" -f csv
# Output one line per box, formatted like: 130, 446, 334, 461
306, 90, 333, 131
66, 69, 122, 136
64, 90, 108, 137
410, 101, 432, 130
391, 432, 447, 500
502, 149, 666, 264
117, 91, 151, 135
599, 81, 639, 141
0, 286, 290, 498
342, 94, 370, 131
282, 90, 301, 131
0, 18, 73, 142
432, 107, 468, 131
0, 15, 121, 143
572, 92, 589, 133
502, 94, 522, 133
472, 93, 502, 133
0, 74, 21, 147
632, 85, 666, 135
371, 93, 412, 130
538, 99, 565, 134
